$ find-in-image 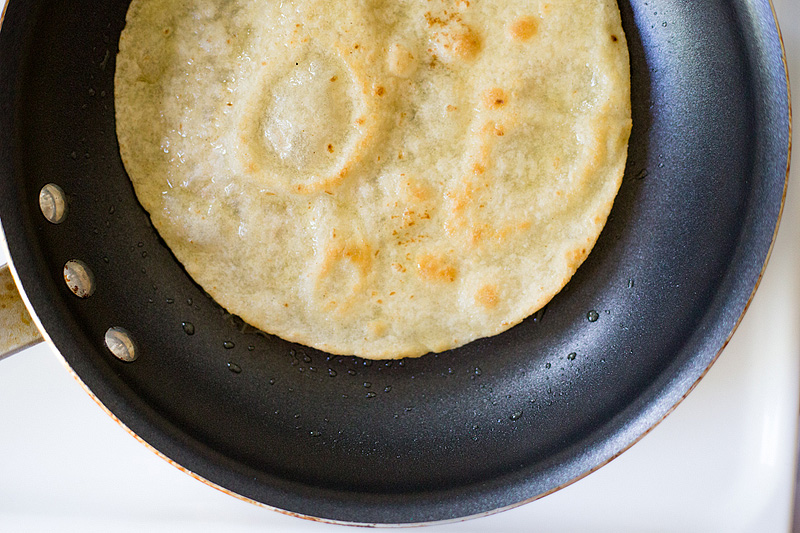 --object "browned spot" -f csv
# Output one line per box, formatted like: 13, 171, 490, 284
246, 161, 259, 173
387, 43, 417, 77
475, 284, 499, 309
446, 104, 457, 112
611, 34, 618, 42
283, 303, 289, 307
482, 122, 505, 136
330, 75, 338, 82
416, 254, 457, 283
354, 44, 360, 49
484, 88, 509, 109
355, 117, 366, 125
565, 247, 589, 270
509, 16, 538, 41
374, 86, 386, 96
430, 16, 481, 63
447, 25, 480, 61
424, 11, 444, 26
392, 262, 407, 273
163, 28, 171, 35
472, 163, 485, 175
368, 320, 388, 337
327, 144, 334, 153
316, 241, 374, 308
402, 178, 430, 201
